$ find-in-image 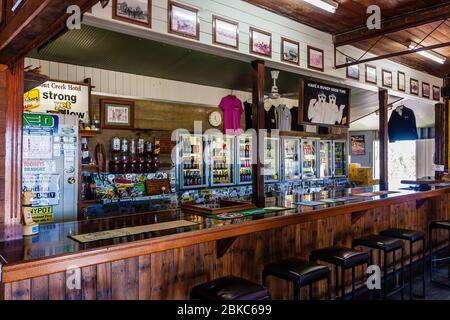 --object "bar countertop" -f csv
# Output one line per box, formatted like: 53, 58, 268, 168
1, 185, 449, 281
